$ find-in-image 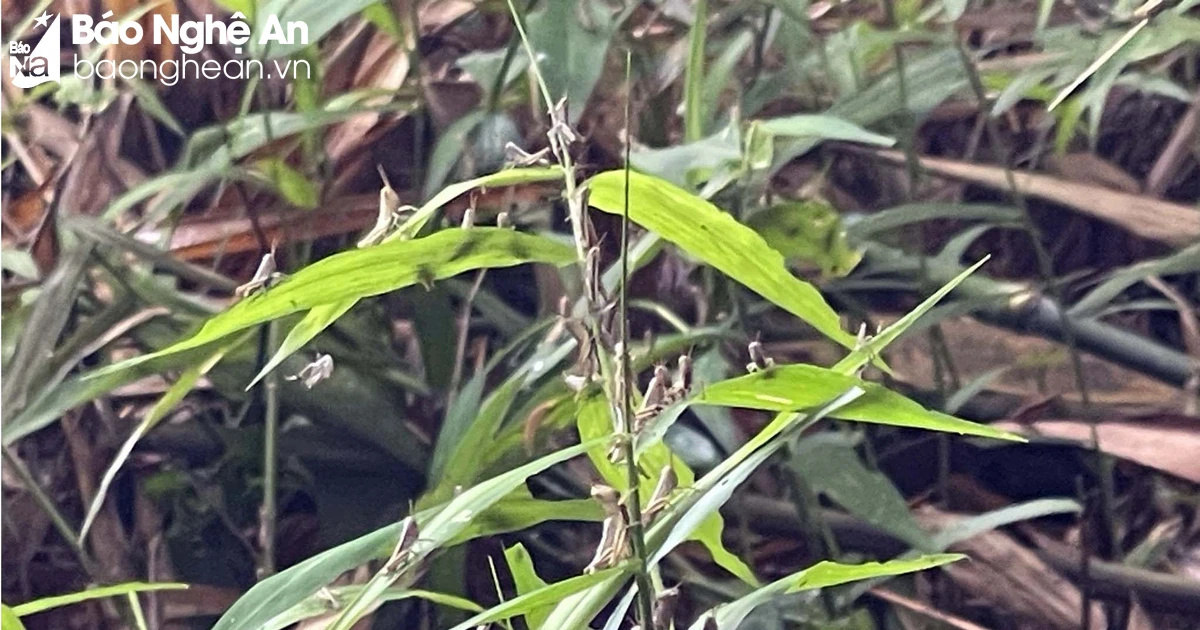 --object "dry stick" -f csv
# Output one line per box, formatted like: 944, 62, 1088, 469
1145, 90, 1200, 197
